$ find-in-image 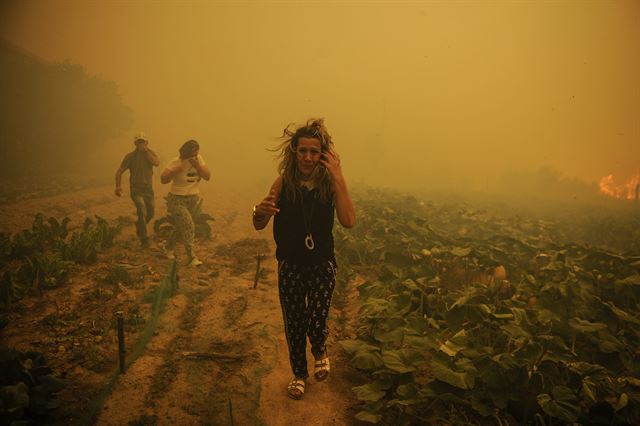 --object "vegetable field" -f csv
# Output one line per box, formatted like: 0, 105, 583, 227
1, 184, 639, 425
335, 189, 640, 425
